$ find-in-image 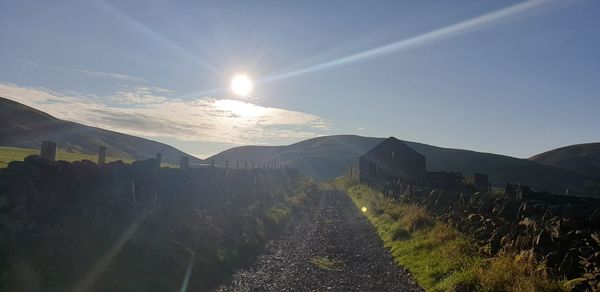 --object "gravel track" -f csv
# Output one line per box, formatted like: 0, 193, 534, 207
218, 190, 422, 292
